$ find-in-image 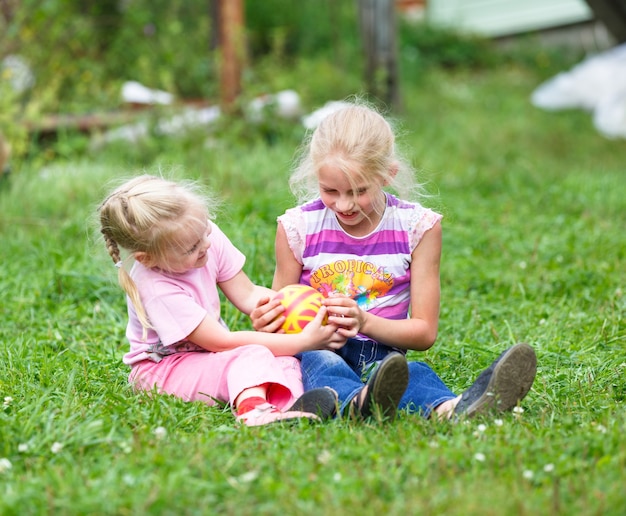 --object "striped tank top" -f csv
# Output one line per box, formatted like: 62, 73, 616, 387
278, 193, 442, 338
